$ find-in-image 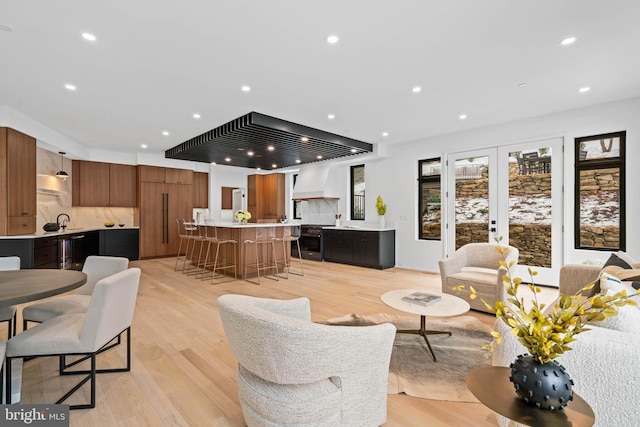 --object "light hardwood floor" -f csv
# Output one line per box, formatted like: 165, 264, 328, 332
8, 258, 552, 427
